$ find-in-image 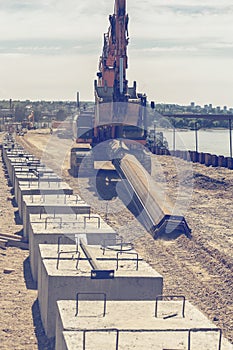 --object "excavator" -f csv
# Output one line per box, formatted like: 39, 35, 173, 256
70, 0, 191, 238
71, 0, 151, 176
